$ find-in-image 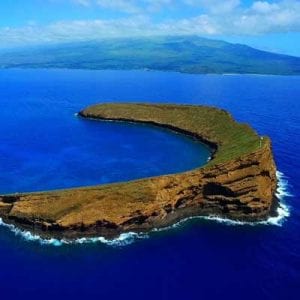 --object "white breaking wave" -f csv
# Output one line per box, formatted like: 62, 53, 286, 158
0, 171, 292, 247
0, 218, 148, 247
154, 171, 291, 231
